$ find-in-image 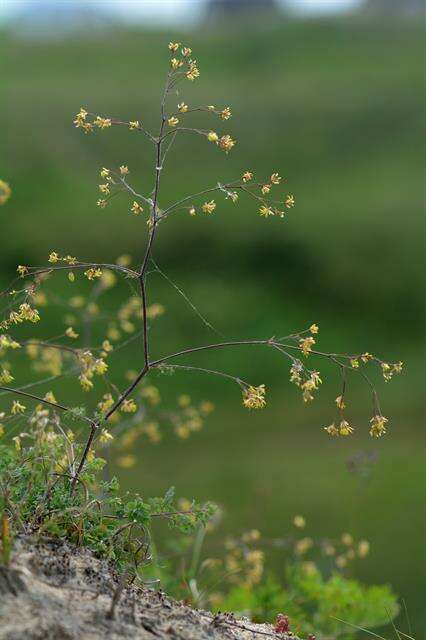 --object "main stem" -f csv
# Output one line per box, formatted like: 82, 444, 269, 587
72, 75, 170, 489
